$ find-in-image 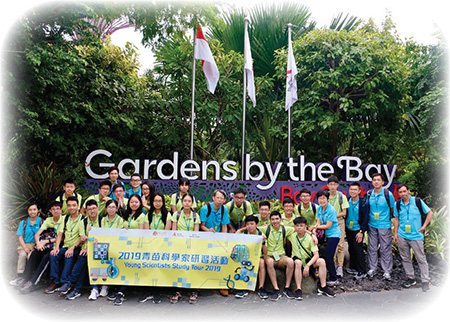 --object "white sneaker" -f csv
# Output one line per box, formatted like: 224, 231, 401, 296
336, 266, 343, 277
89, 288, 99, 301
383, 272, 391, 280
99, 285, 109, 297
367, 269, 376, 277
